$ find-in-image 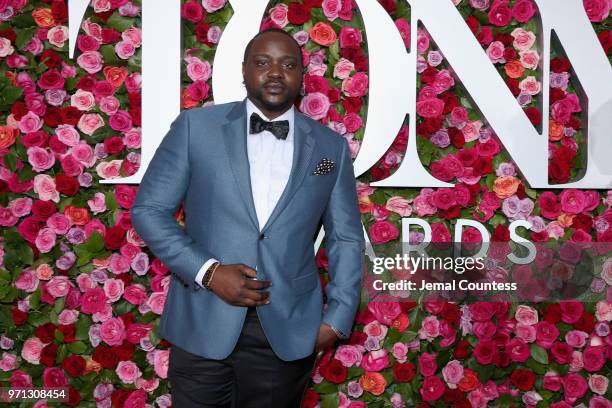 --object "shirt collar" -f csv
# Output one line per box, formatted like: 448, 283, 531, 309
246, 98, 295, 141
